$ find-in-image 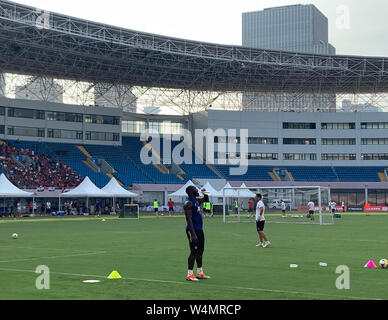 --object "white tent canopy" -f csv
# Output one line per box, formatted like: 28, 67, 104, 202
0, 173, 34, 197
102, 178, 139, 198
200, 182, 223, 198
221, 182, 236, 198
221, 182, 256, 198
239, 183, 257, 198
61, 177, 111, 198
169, 180, 198, 198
